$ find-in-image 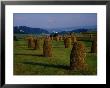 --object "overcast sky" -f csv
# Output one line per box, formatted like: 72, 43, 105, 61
13, 13, 97, 29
